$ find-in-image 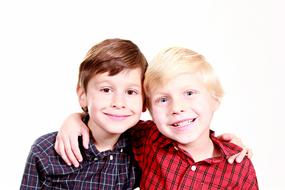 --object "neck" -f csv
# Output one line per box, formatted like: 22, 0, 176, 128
88, 122, 121, 152
178, 130, 219, 162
